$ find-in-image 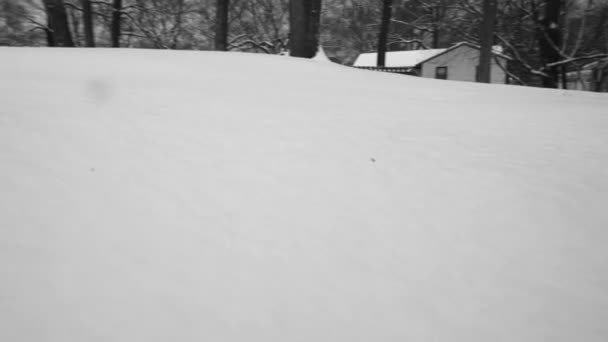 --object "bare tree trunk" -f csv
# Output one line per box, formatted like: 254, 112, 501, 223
431, 6, 440, 49
289, 0, 322, 58
377, 0, 393, 67
45, 28, 56, 47
68, 5, 80, 46
42, 0, 74, 47
111, 0, 122, 47
478, 0, 497, 83
539, 0, 563, 88
214, 0, 229, 51
82, 0, 95, 47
